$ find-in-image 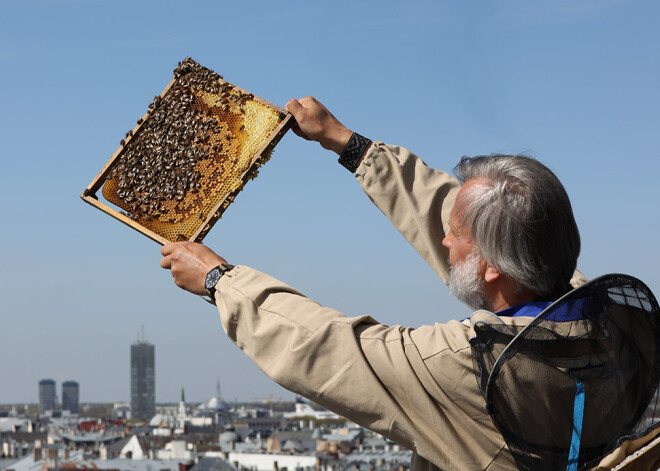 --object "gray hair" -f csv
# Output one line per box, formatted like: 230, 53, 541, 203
453, 154, 580, 300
